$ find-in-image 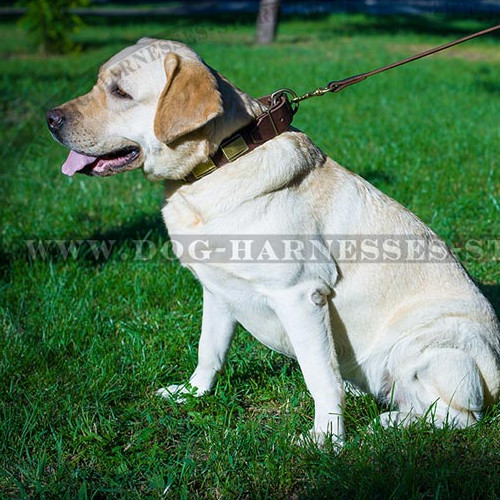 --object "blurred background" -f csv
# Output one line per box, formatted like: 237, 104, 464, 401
1, 0, 500, 53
